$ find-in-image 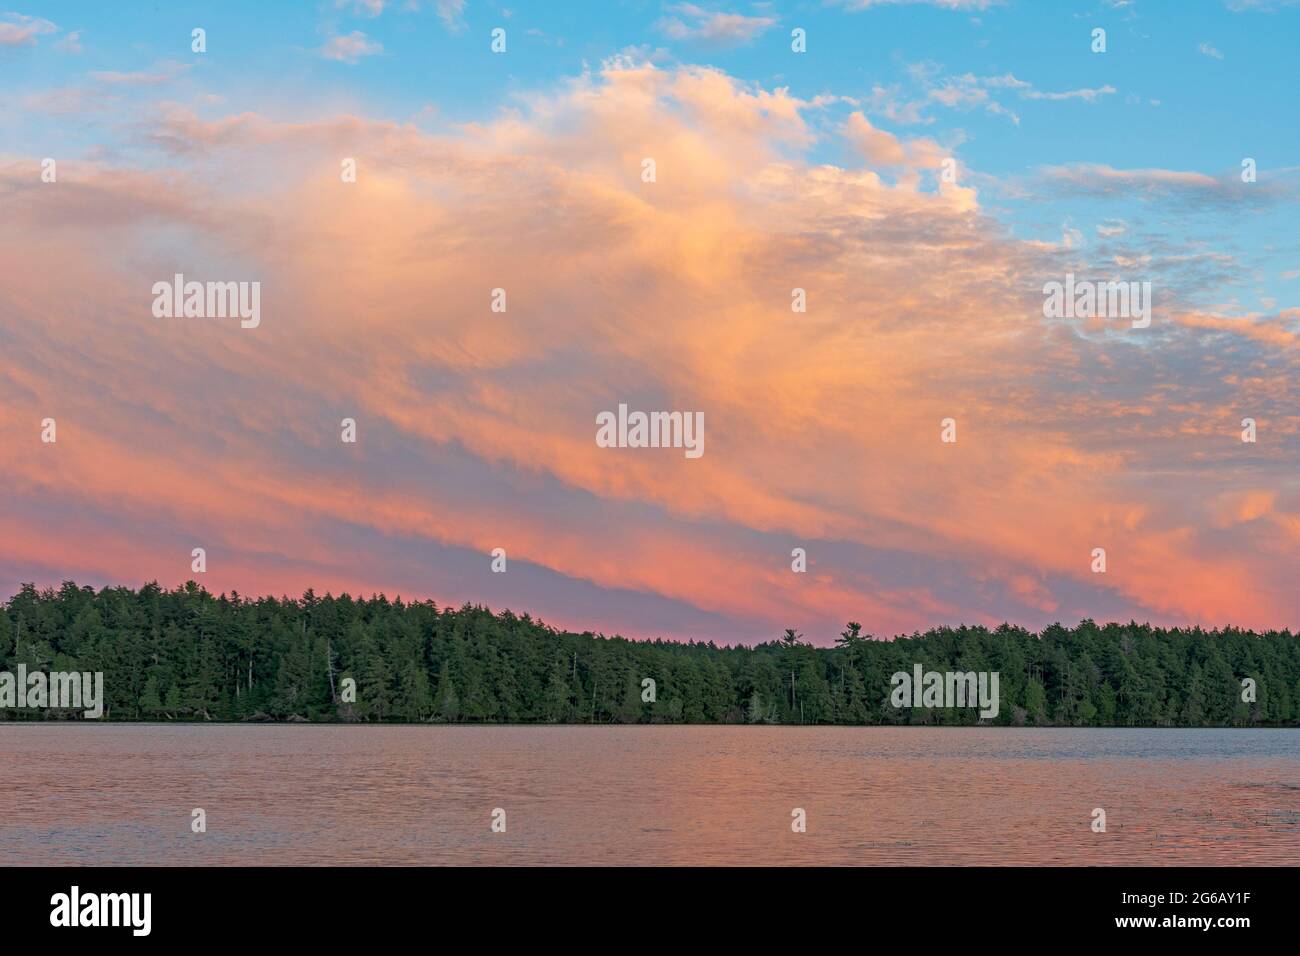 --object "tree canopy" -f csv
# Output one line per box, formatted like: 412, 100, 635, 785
2, 581, 1295, 725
